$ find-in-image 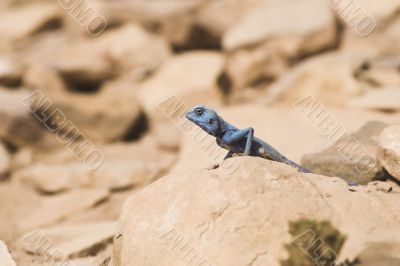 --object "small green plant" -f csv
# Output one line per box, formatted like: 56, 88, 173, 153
281, 218, 346, 266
